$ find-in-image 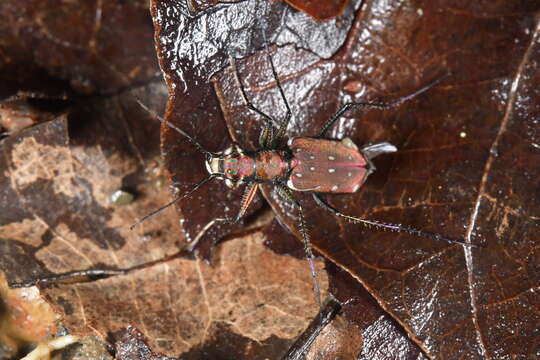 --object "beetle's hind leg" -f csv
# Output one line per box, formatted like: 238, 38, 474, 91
275, 184, 322, 307
312, 193, 477, 247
